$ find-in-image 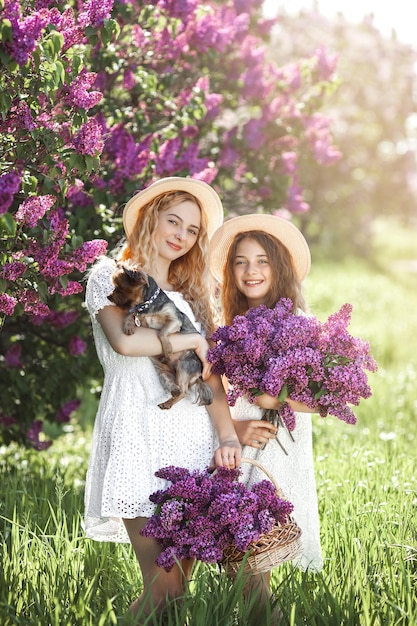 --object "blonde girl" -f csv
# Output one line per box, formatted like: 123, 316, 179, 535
84, 177, 241, 621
